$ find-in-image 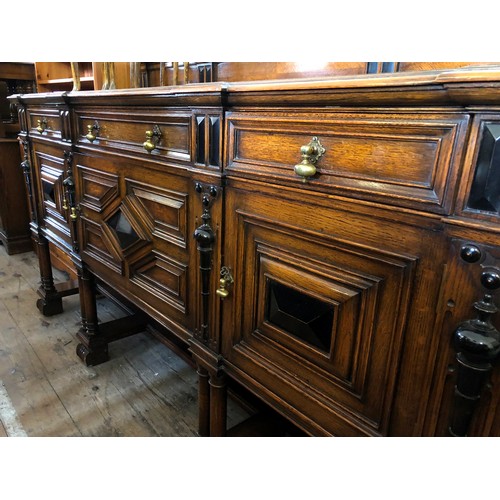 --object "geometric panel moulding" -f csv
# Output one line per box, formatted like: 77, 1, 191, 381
265, 279, 335, 352
468, 122, 500, 214
42, 180, 55, 204
106, 209, 141, 249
